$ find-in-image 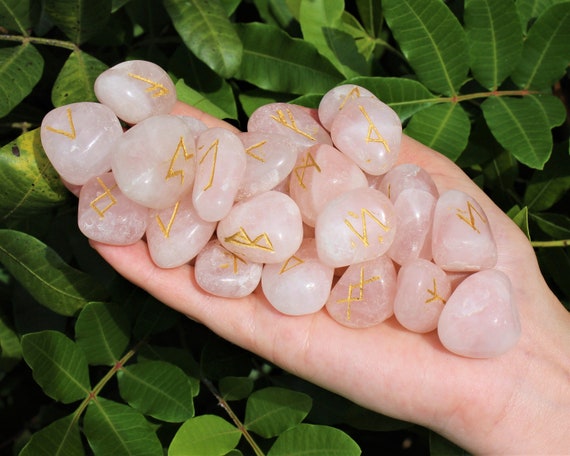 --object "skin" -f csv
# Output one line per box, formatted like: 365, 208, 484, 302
92, 101, 570, 454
